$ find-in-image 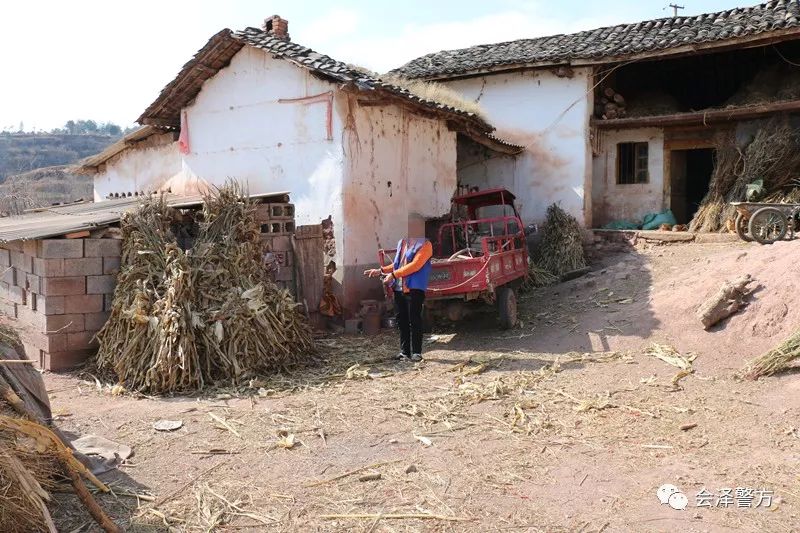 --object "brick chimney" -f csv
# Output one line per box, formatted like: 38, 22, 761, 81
263, 15, 289, 40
